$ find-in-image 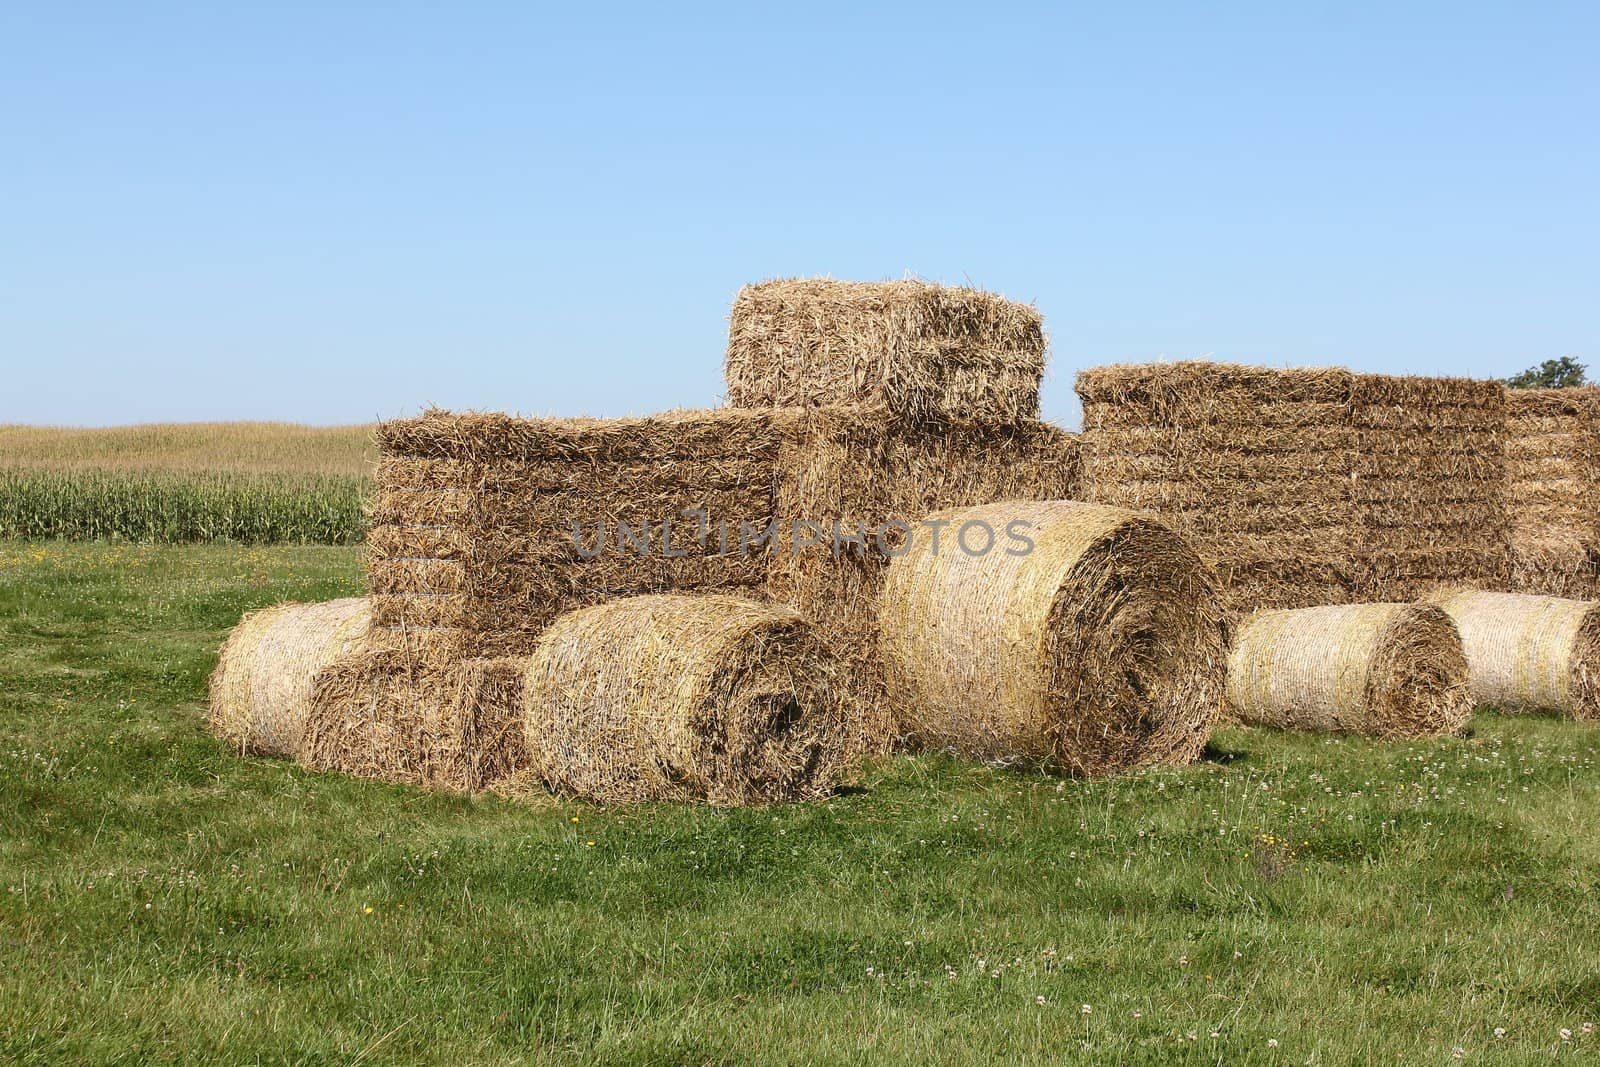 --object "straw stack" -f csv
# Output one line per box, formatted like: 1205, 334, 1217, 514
209, 597, 370, 757
878, 500, 1227, 776
1077, 362, 1514, 609
1226, 603, 1472, 737
1077, 362, 1356, 614
1349, 375, 1509, 600
1431, 589, 1600, 719
1504, 388, 1600, 598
